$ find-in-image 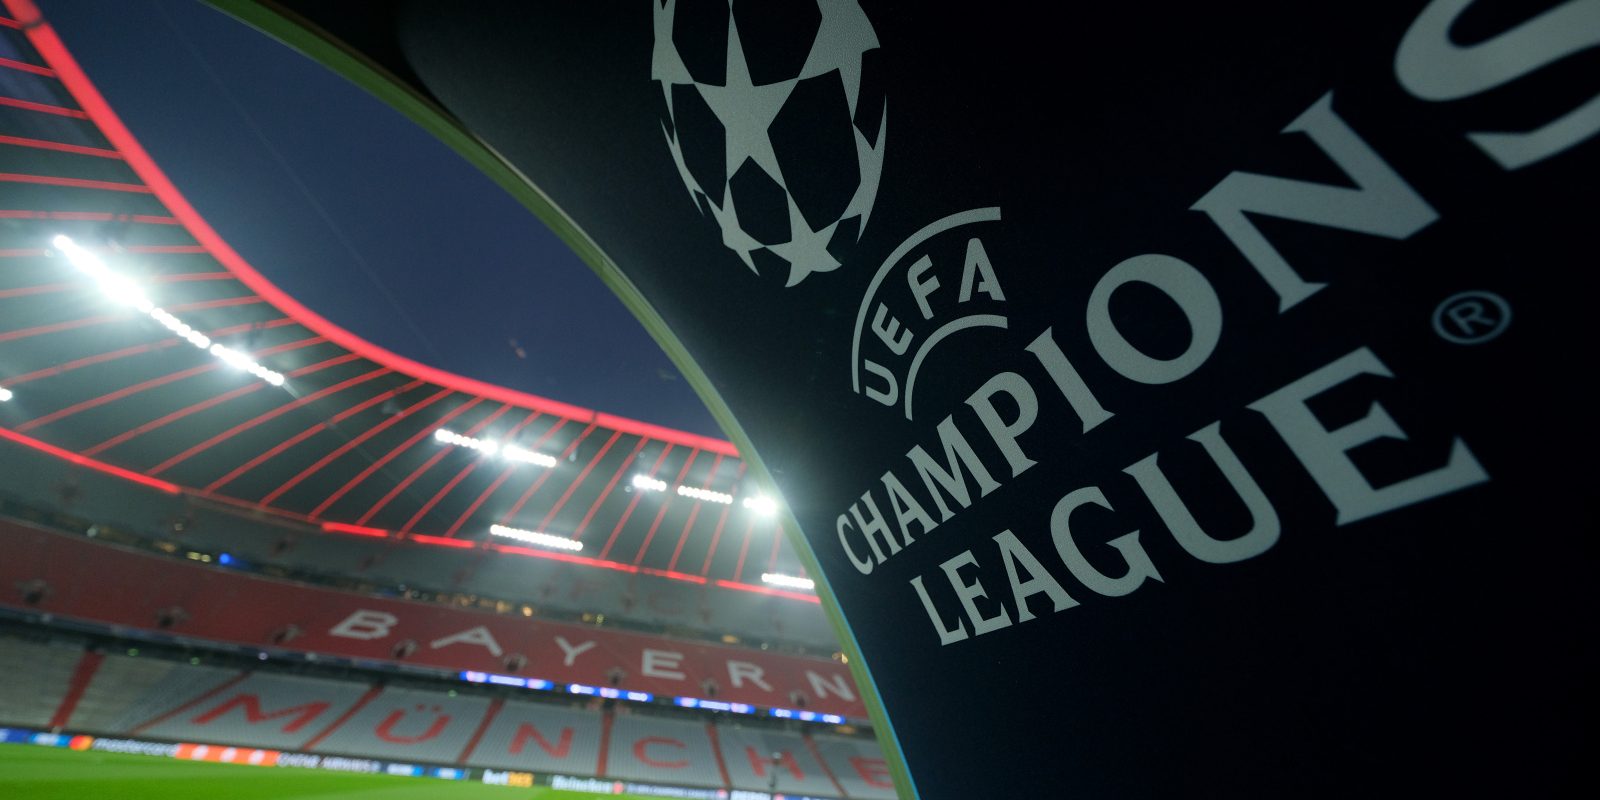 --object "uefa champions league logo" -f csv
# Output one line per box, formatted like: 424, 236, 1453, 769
650, 0, 1005, 422
651, 0, 886, 287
